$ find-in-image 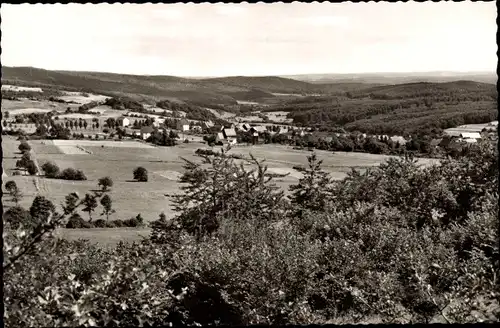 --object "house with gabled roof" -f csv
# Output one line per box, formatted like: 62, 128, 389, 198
177, 119, 190, 132
222, 128, 237, 139
116, 117, 130, 127
140, 126, 154, 140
